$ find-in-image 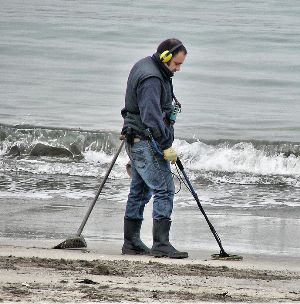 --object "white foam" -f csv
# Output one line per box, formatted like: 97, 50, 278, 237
1, 139, 299, 188
0, 191, 52, 199
173, 139, 300, 177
